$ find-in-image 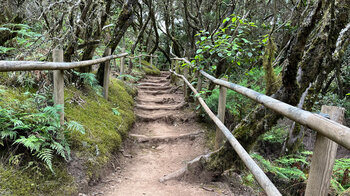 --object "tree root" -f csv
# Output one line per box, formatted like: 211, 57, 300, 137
136, 102, 186, 110
139, 89, 171, 95
159, 151, 218, 183
136, 112, 196, 123
129, 130, 204, 143
138, 85, 172, 90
